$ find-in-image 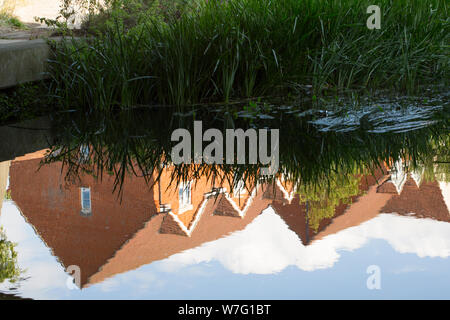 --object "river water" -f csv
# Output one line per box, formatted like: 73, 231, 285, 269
0, 99, 448, 299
